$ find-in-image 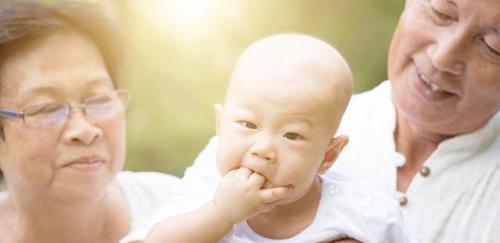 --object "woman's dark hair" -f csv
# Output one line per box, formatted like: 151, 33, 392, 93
0, 1, 123, 142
